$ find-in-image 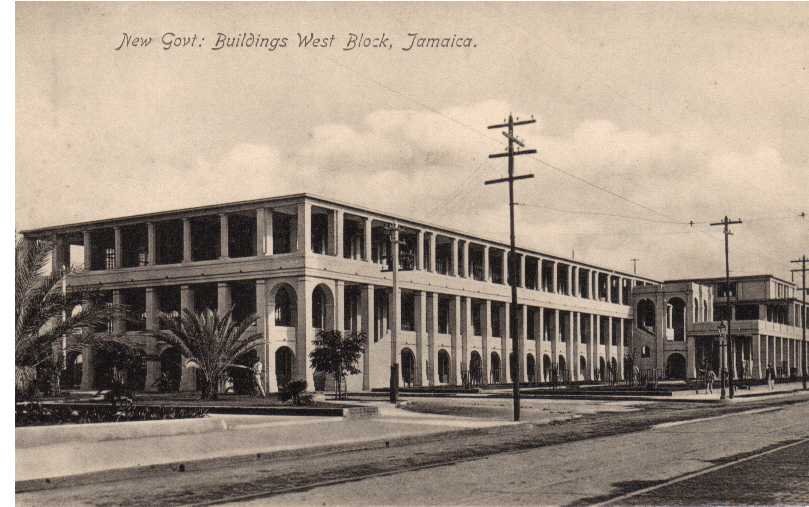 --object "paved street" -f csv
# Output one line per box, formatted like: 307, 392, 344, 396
15, 397, 809, 506
240, 400, 809, 506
